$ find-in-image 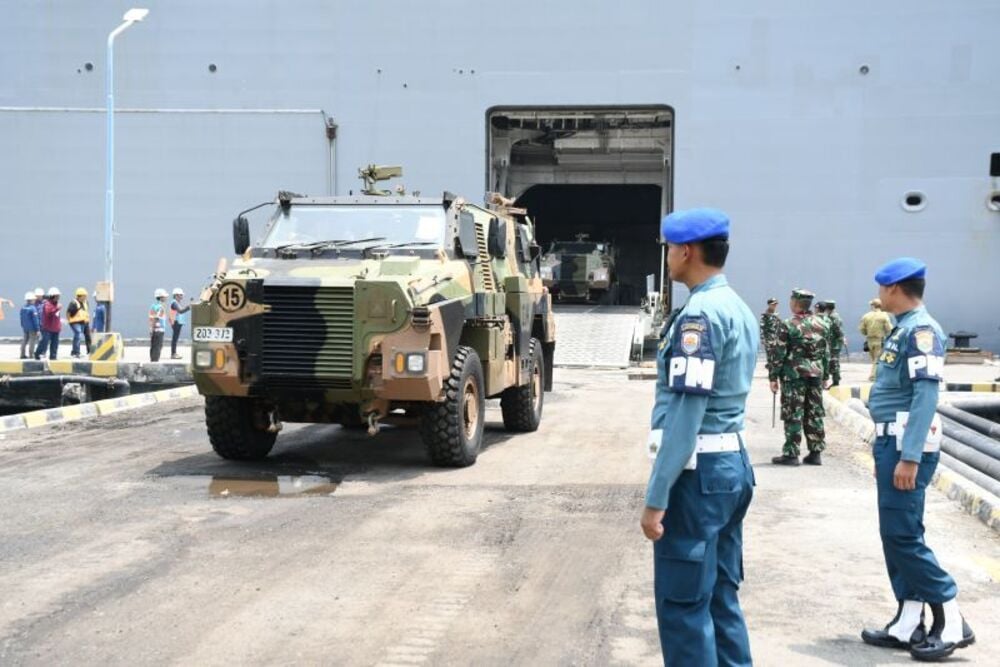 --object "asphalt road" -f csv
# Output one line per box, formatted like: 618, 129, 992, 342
1, 364, 998, 665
